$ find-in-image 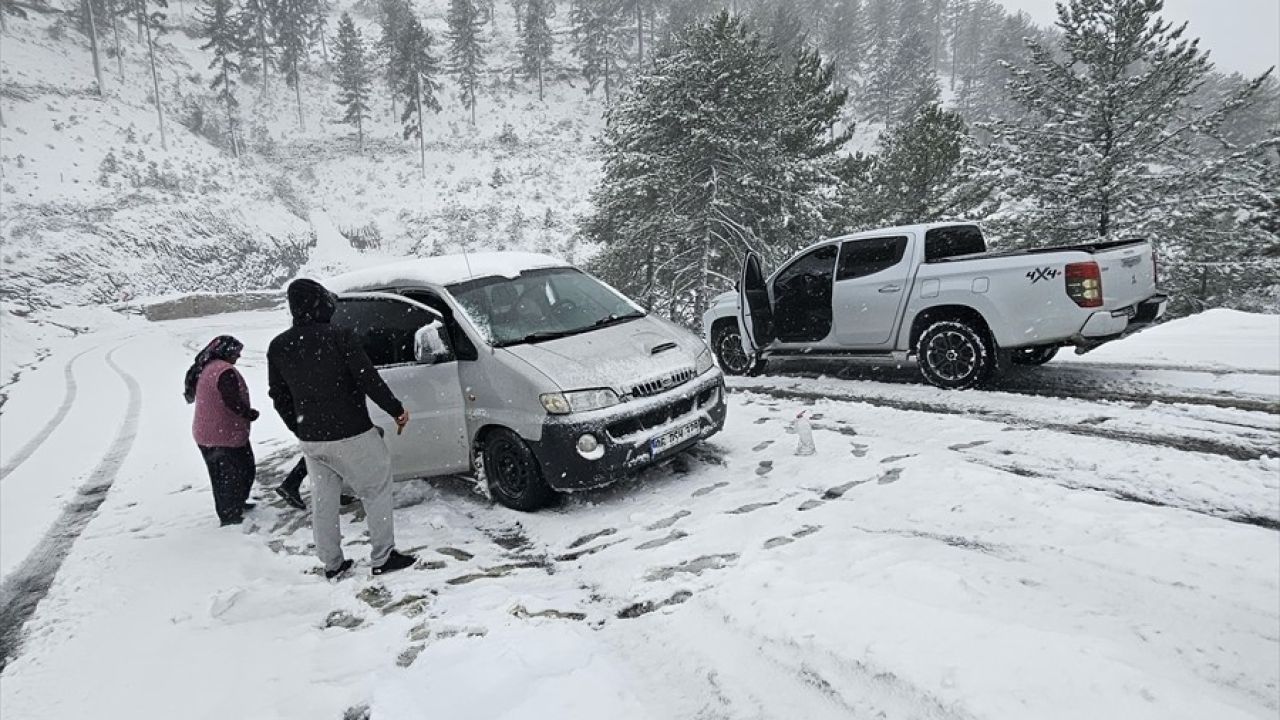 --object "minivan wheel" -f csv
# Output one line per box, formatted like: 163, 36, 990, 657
915, 320, 994, 390
481, 428, 555, 511
712, 321, 752, 376
1011, 345, 1059, 366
